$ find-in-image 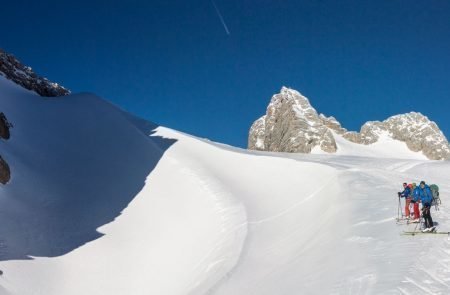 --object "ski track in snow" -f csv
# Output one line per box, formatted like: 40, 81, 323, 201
248, 175, 339, 225
162, 152, 249, 295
